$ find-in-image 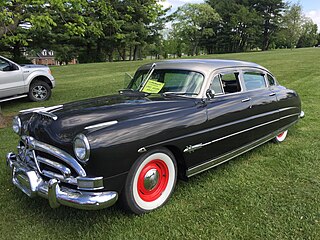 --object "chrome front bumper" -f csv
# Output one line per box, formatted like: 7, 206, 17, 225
6, 152, 118, 210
